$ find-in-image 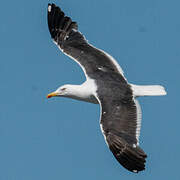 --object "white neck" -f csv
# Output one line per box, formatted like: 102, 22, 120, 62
64, 79, 98, 104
